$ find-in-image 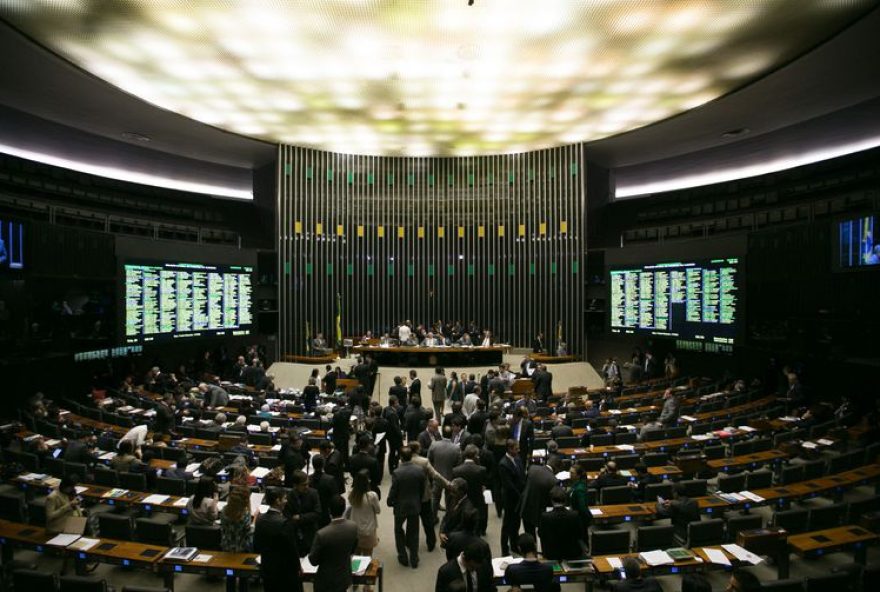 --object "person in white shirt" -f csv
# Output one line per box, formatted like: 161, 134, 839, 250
398, 322, 412, 345
479, 330, 492, 347
118, 423, 150, 450
462, 391, 480, 418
